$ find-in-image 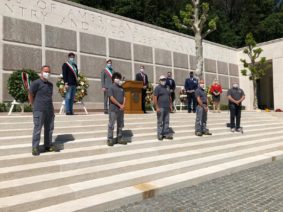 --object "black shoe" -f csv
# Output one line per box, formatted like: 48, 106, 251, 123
203, 131, 212, 135
164, 135, 173, 140
236, 127, 243, 133
188, 111, 191, 113
45, 145, 60, 152
107, 139, 114, 146
195, 132, 203, 136
32, 147, 40, 156
143, 111, 147, 114
104, 111, 109, 114
158, 136, 164, 141
66, 112, 72, 115
117, 138, 127, 145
